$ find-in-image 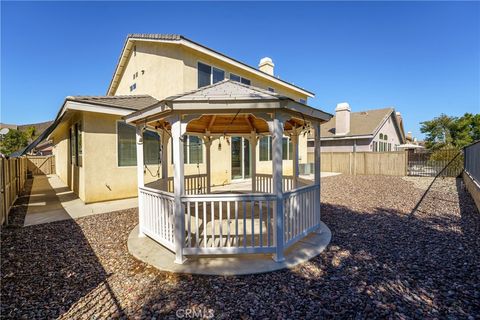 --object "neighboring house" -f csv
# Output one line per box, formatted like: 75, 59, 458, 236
30, 140, 53, 156
310, 103, 405, 154
37, 34, 315, 203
